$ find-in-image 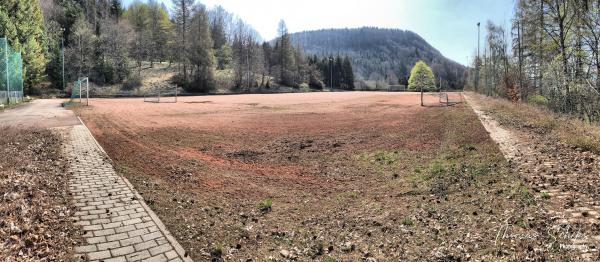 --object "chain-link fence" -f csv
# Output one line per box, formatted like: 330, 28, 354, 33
0, 38, 23, 106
